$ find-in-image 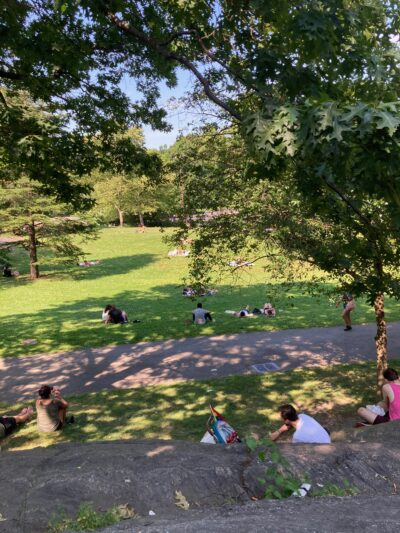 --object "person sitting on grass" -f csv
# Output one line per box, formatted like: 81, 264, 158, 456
102, 304, 128, 324
0, 406, 34, 440
2, 265, 12, 277
270, 404, 331, 444
36, 385, 74, 433
192, 303, 212, 325
263, 303, 276, 317
357, 368, 400, 425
